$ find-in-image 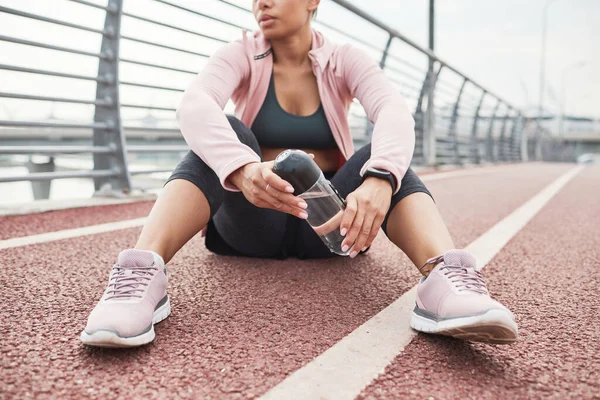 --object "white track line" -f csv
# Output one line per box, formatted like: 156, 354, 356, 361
0, 164, 525, 250
0, 218, 148, 250
260, 165, 584, 400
